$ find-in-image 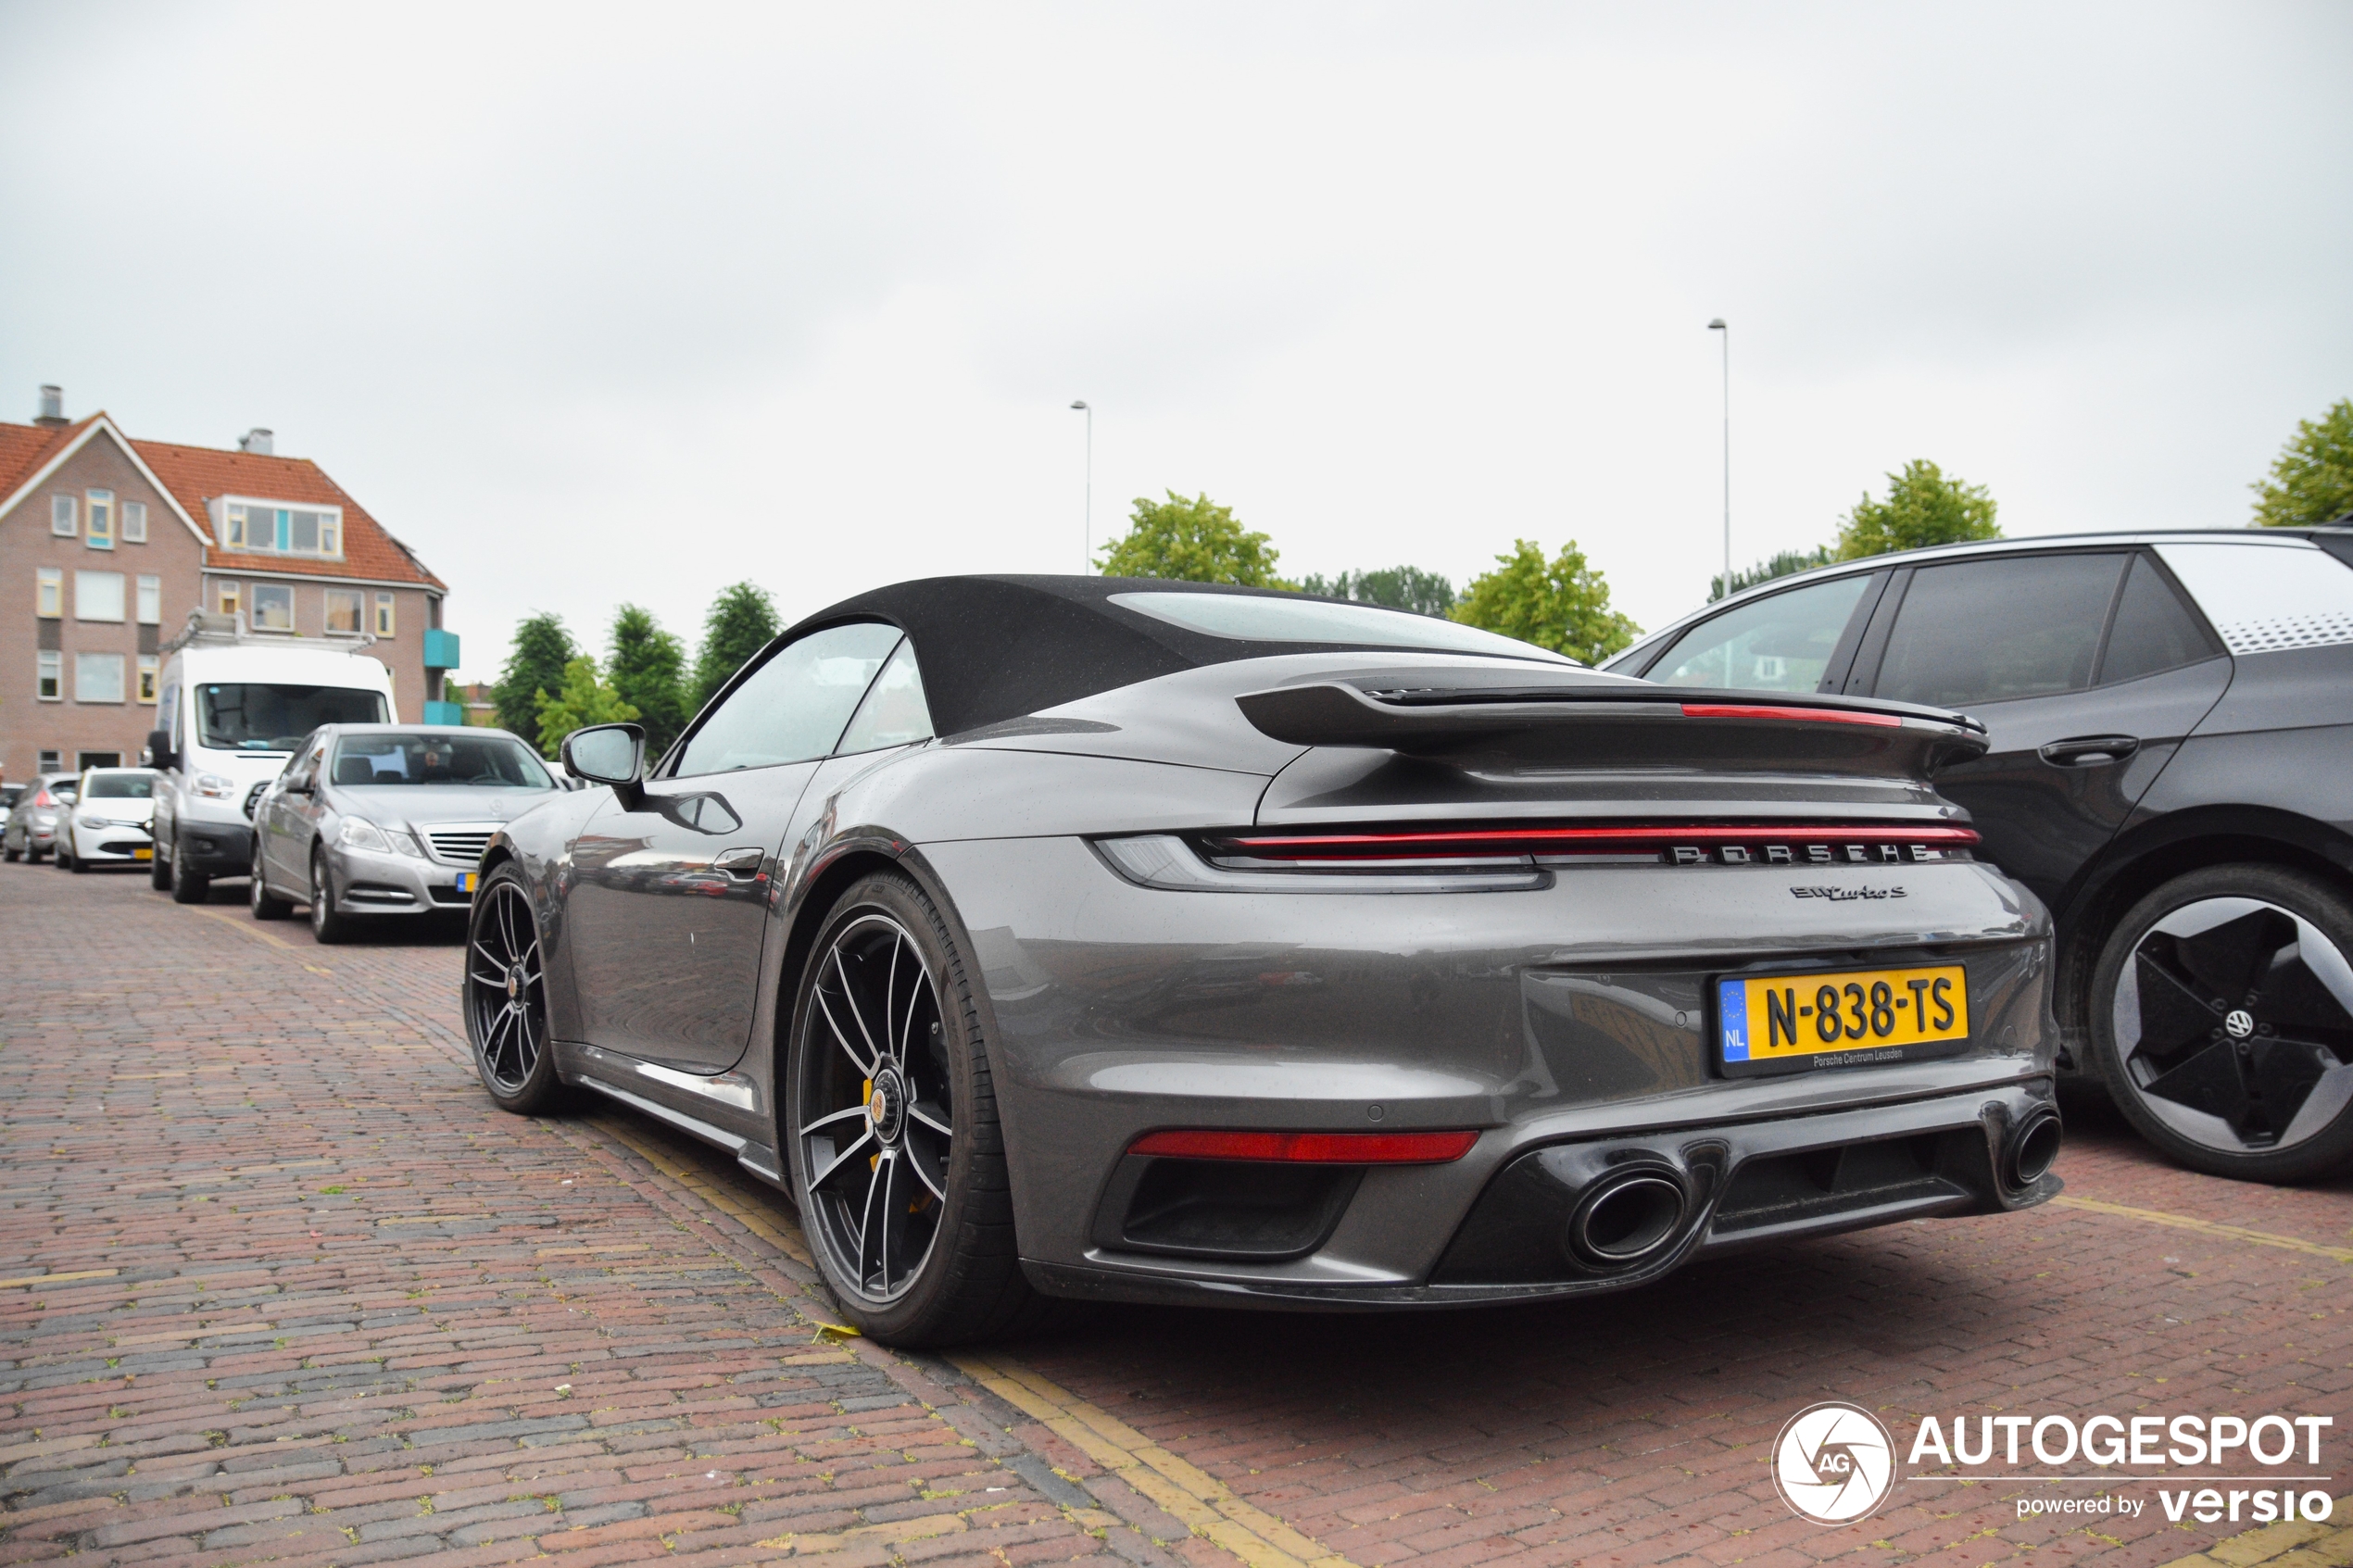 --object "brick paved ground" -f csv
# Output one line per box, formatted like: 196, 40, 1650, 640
3, 859, 2349, 1568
